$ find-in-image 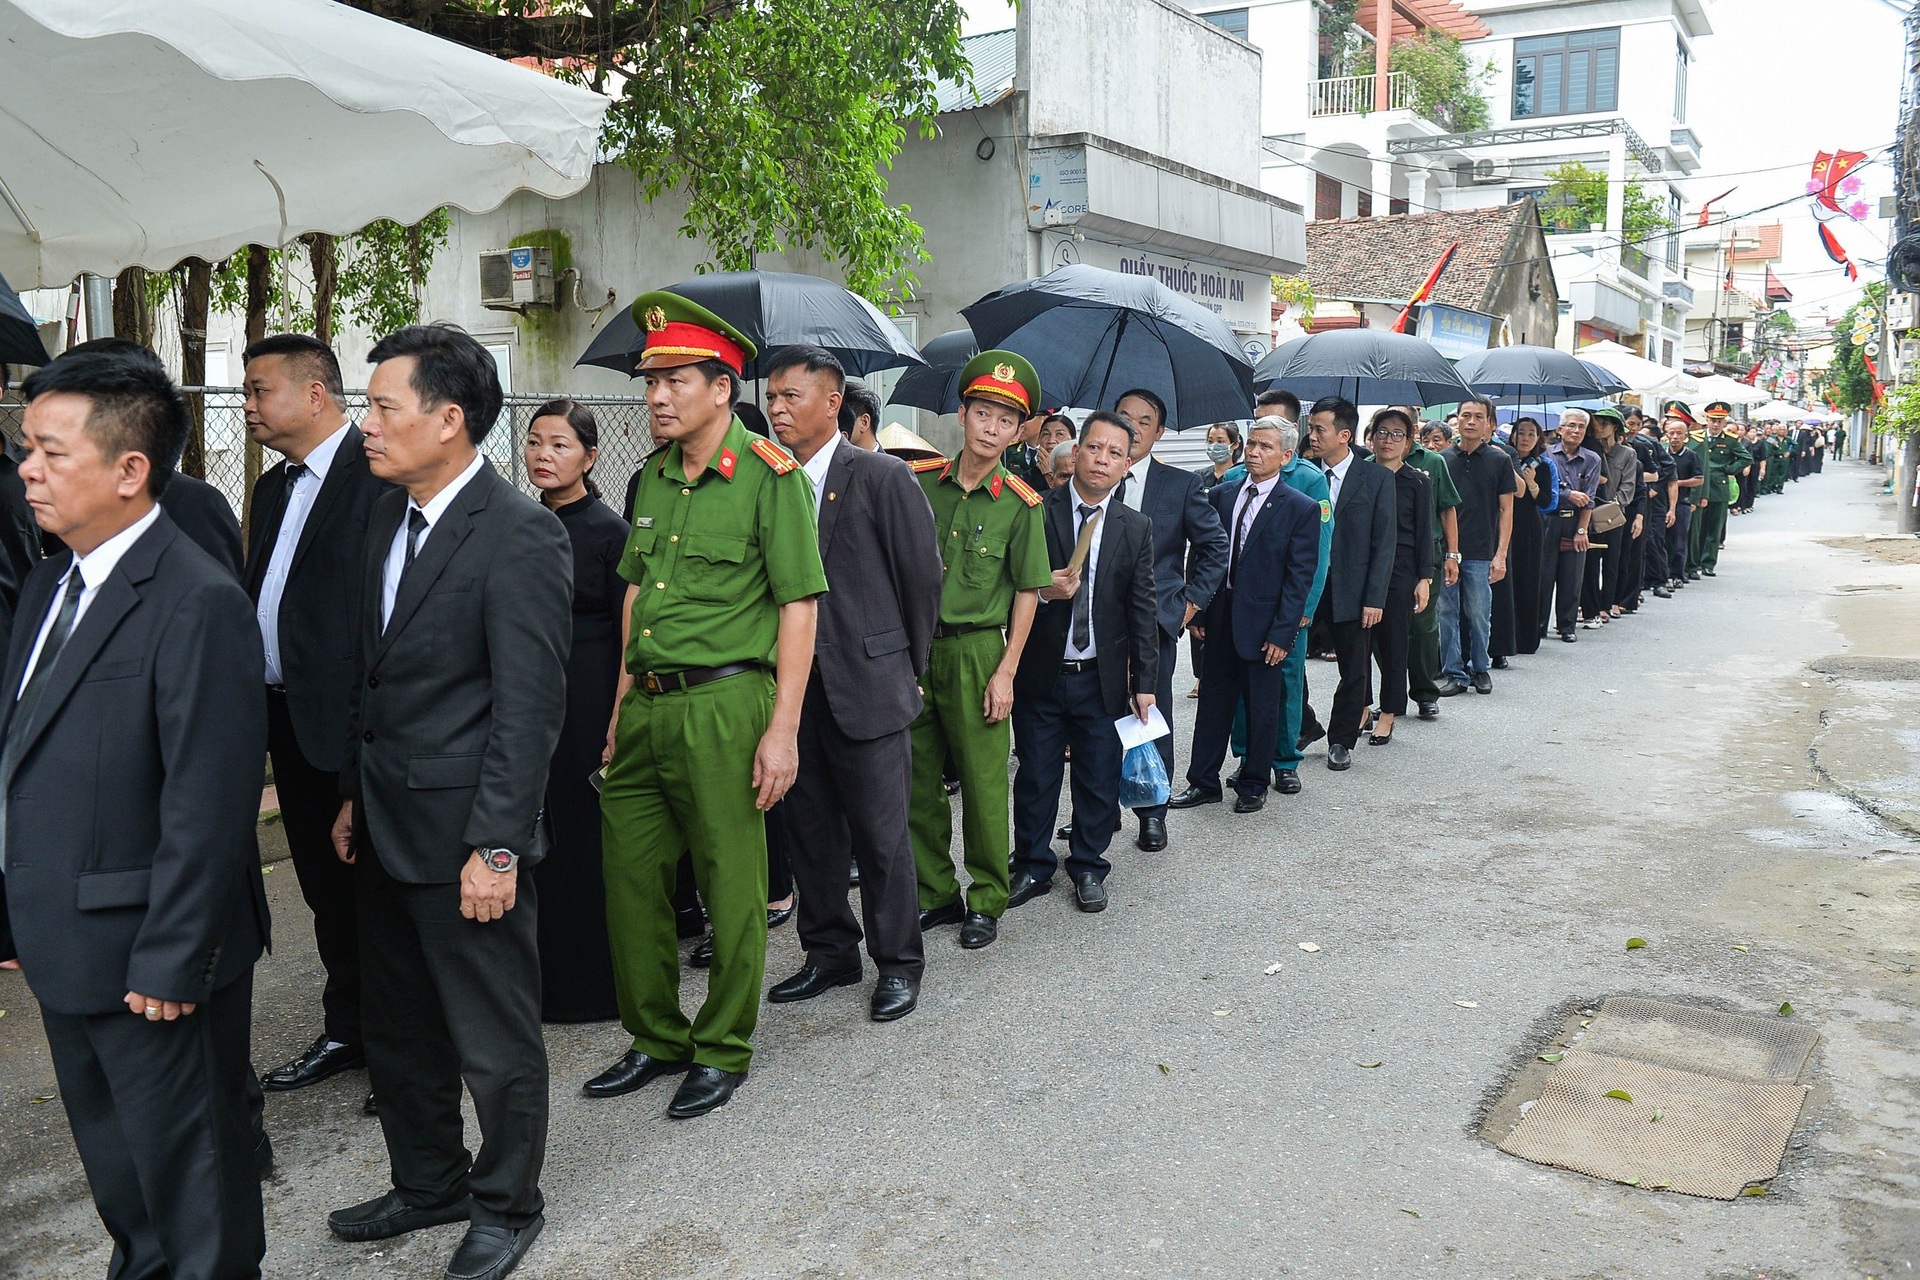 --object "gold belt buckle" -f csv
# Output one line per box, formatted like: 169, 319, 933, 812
642, 671, 663, 694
